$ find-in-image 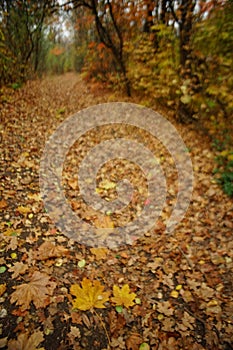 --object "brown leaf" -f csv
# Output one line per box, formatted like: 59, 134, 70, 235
9, 262, 28, 278
161, 317, 175, 332
67, 326, 81, 344
156, 301, 174, 316
109, 310, 126, 336
176, 311, 195, 331
10, 271, 56, 310
126, 333, 142, 350
0, 337, 7, 348
6, 236, 19, 251
7, 331, 44, 350
33, 241, 68, 260
71, 312, 82, 324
